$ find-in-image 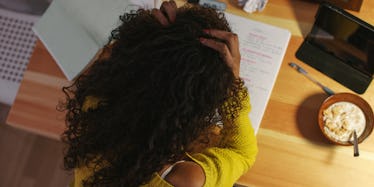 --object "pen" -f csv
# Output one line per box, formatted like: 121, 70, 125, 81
289, 62, 335, 96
